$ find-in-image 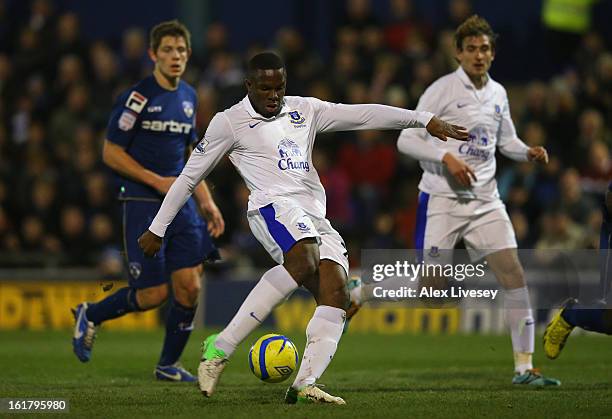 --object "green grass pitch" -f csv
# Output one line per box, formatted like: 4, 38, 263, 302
1, 330, 610, 418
